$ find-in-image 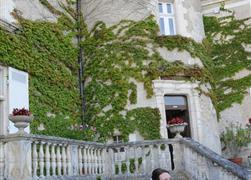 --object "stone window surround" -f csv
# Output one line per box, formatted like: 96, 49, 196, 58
153, 80, 202, 142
